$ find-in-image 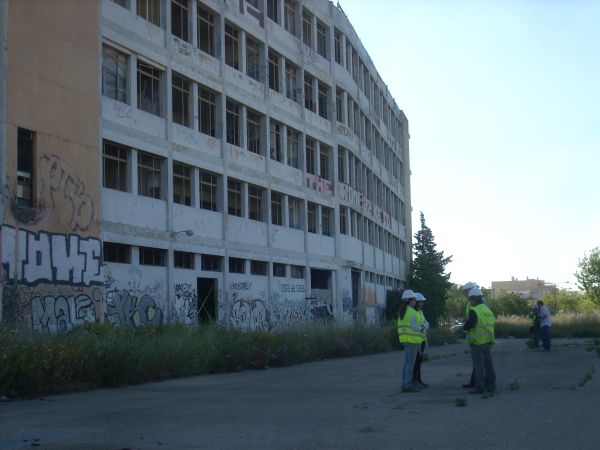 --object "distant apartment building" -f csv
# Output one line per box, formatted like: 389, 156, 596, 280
0, 0, 412, 333
491, 278, 557, 301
